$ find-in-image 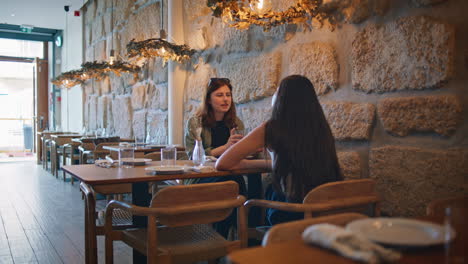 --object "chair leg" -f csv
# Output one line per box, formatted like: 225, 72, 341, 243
105, 236, 114, 264
63, 150, 67, 181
